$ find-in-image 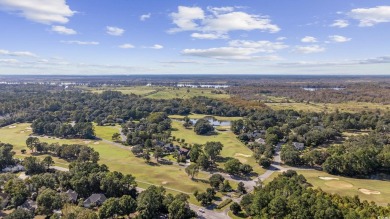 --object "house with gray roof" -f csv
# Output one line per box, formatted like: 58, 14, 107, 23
83, 193, 107, 208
